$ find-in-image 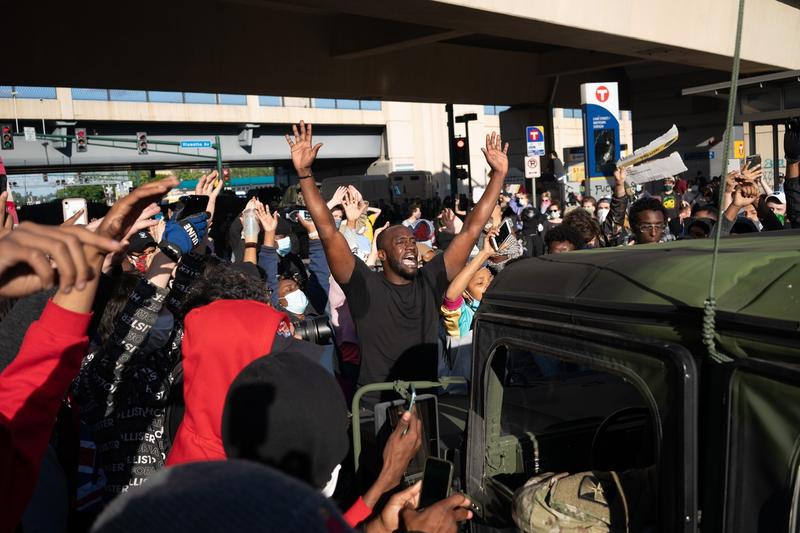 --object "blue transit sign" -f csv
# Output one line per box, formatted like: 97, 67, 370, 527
180, 140, 212, 149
